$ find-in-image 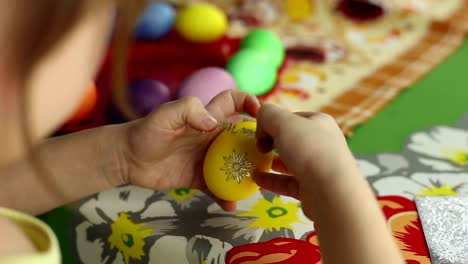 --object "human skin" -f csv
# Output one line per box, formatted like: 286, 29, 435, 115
254, 104, 404, 264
